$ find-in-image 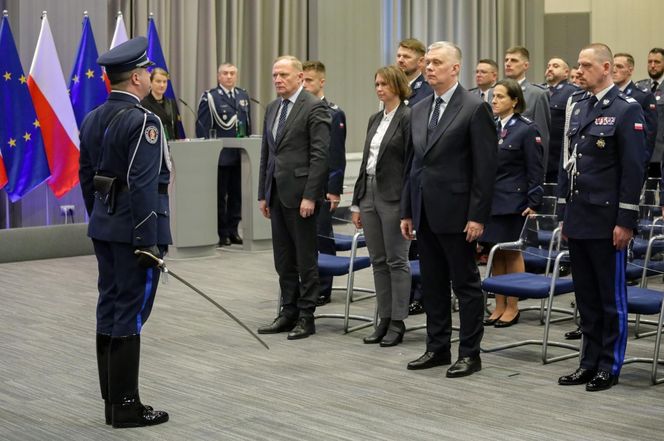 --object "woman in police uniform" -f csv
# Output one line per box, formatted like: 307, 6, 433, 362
481, 78, 544, 327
